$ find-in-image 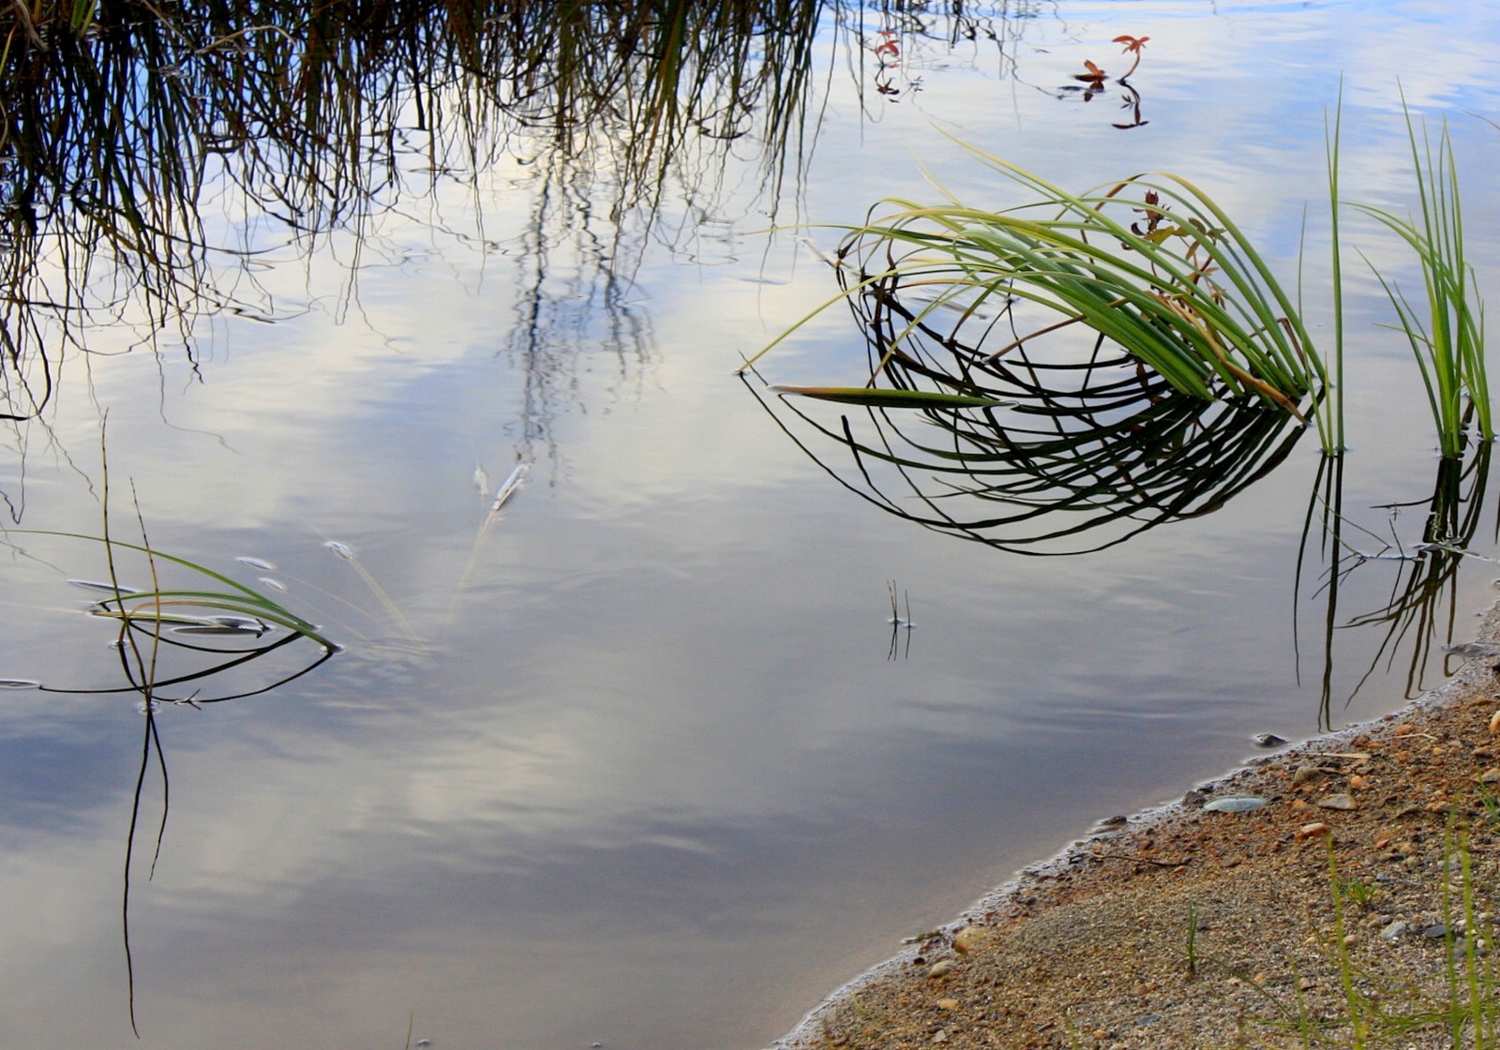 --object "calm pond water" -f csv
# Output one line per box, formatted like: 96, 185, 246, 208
5, 1, 1500, 1047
